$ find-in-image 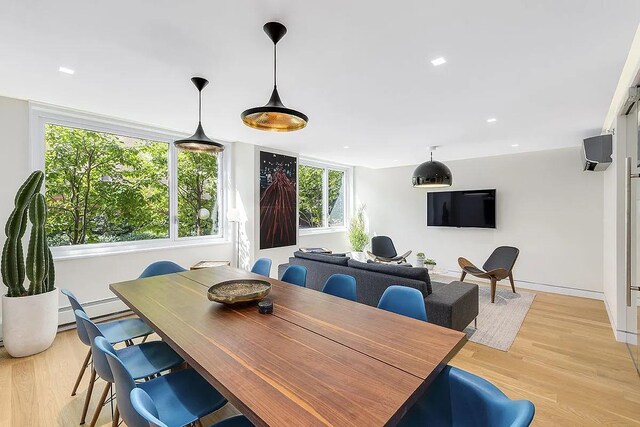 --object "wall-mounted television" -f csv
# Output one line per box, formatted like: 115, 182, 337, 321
427, 189, 496, 228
